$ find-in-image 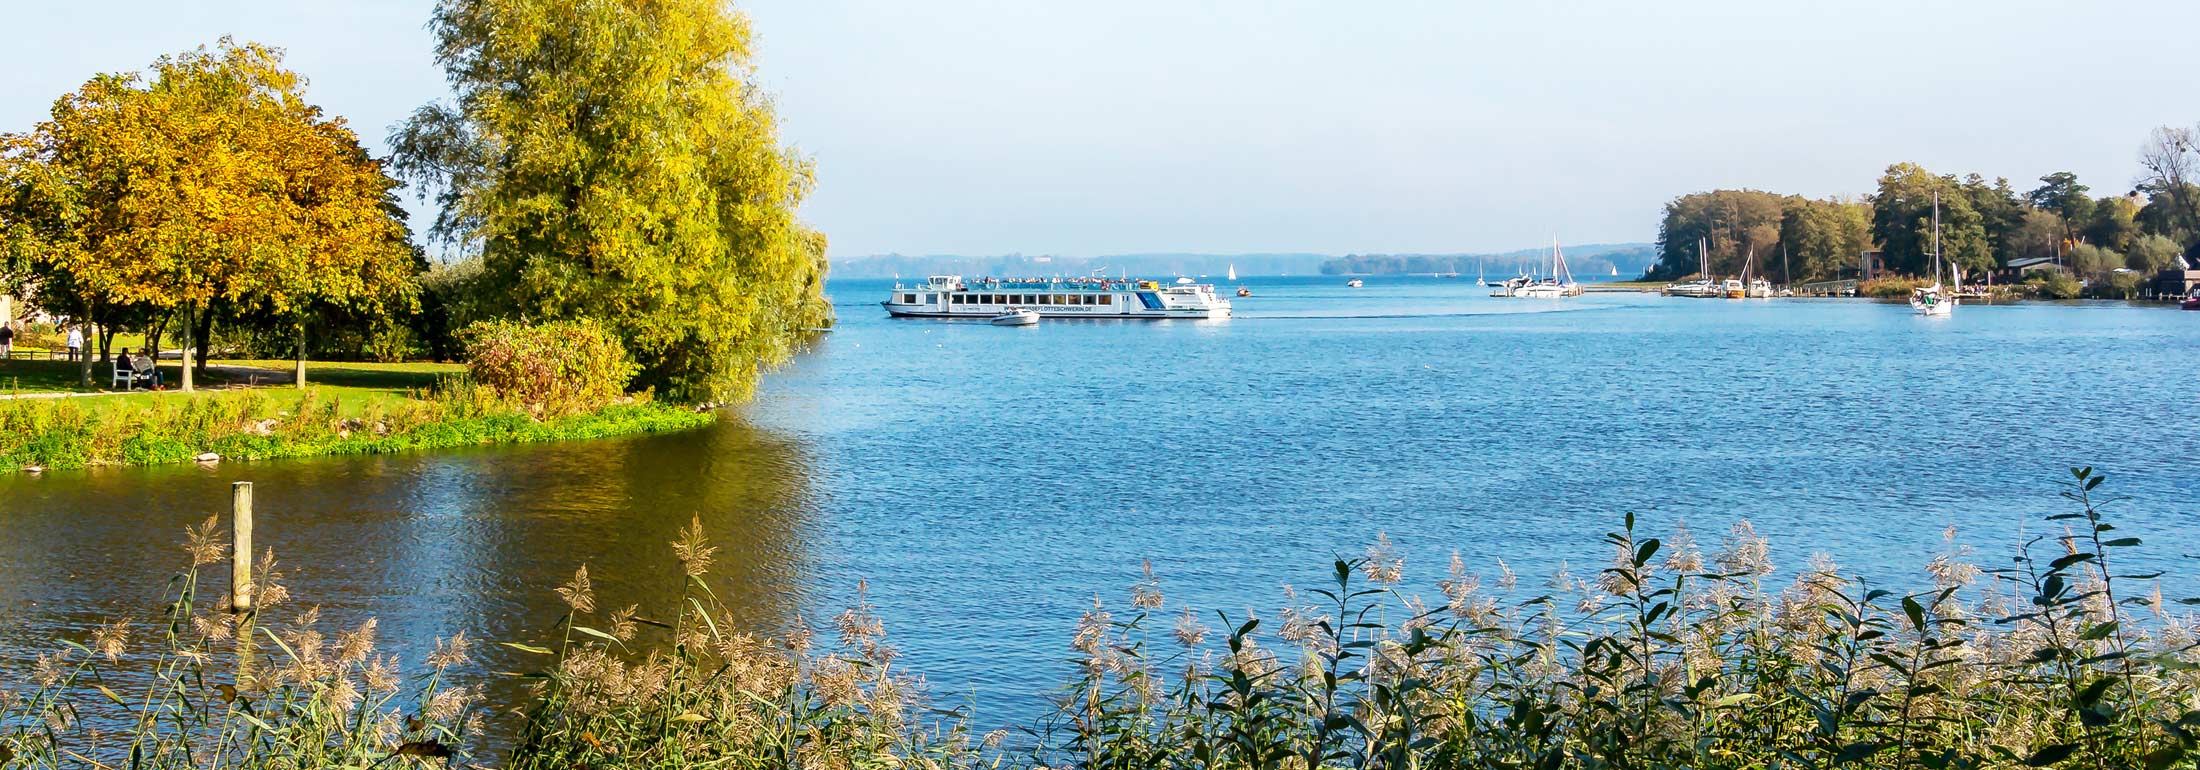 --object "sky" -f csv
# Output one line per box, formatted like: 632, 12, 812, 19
4, 1, 2198, 258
